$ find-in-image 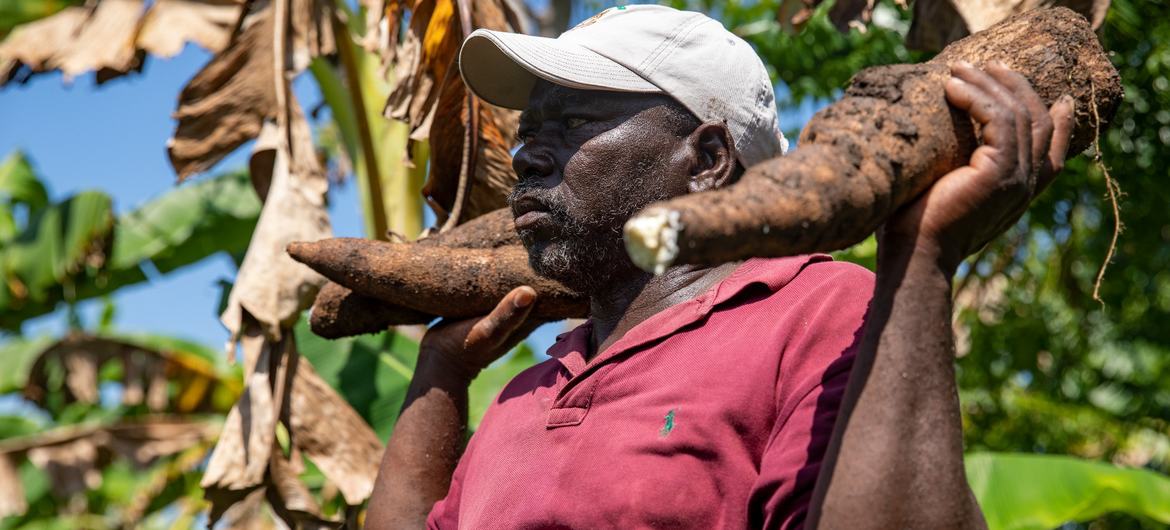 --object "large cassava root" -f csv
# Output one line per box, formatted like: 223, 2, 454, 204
309, 282, 433, 338
304, 208, 577, 338
290, 240, 588, 321
623, 8, 1122, 272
